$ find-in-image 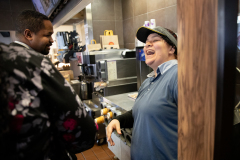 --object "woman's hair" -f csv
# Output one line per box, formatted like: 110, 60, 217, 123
160, 32, 178, 59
